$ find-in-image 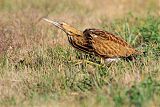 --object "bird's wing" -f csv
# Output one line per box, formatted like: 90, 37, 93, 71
83, 29, 137, 58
